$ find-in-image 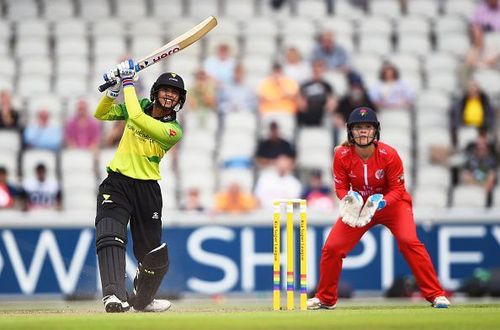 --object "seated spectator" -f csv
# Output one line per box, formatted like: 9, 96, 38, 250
180, 187, 205, 212
282, 46, 311, 84
64, 99, 101, 150
21, 163, 61, 211
310, 30, 350, 74
255, 121, 295, 168
0, 89, 21, 130
460, 130, 497, 206
213, 182, 257, 214
203, 43, 236, 85
369, 62, 415, 110
0, 166, 21, 209
470, 0, 500, 45
450, 79, 495, 145
297, 59, 336, 127
257, 62, 299, 116
218, 63, 257, 114
254, 154, 302, 208
23, 109, 63, 151
464, 24, 499, 79
187, 69, 217, 113
334, 72, 377, 125
301, 170, 335, 213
